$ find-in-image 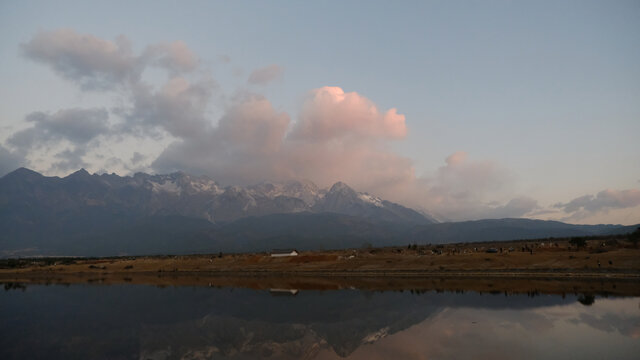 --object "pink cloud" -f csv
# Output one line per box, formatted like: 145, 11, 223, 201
217, 95, 290, 155
153, 87, 414, 195
145, 40, 199, 74
445, 151, 467, 166
292, 87, 407, 141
